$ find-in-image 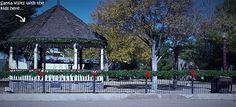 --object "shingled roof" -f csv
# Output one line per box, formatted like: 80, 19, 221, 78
8, 4, 106, 47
